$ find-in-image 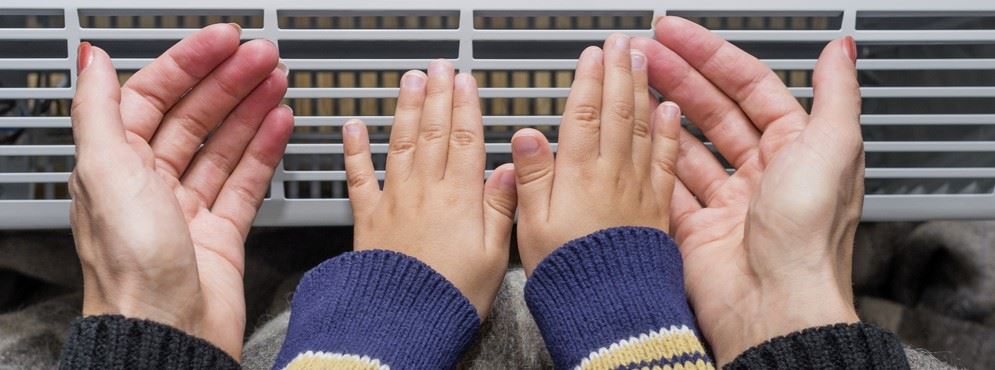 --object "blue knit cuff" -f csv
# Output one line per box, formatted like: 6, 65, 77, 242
524, 227, 707, 370
272, 250, 480, 370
